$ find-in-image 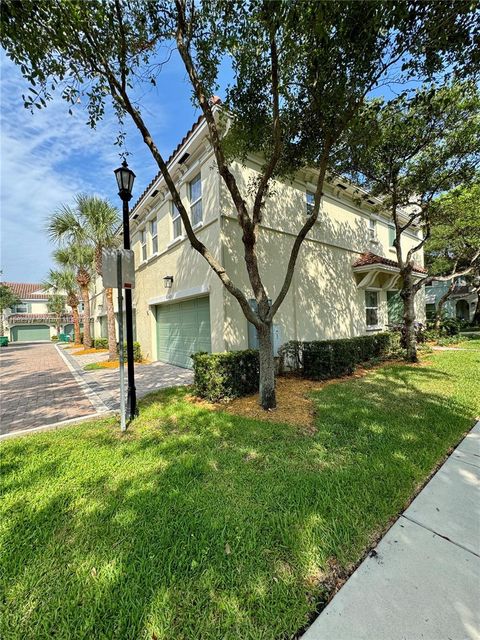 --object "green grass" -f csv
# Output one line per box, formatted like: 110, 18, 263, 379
1, 351, 479, 640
